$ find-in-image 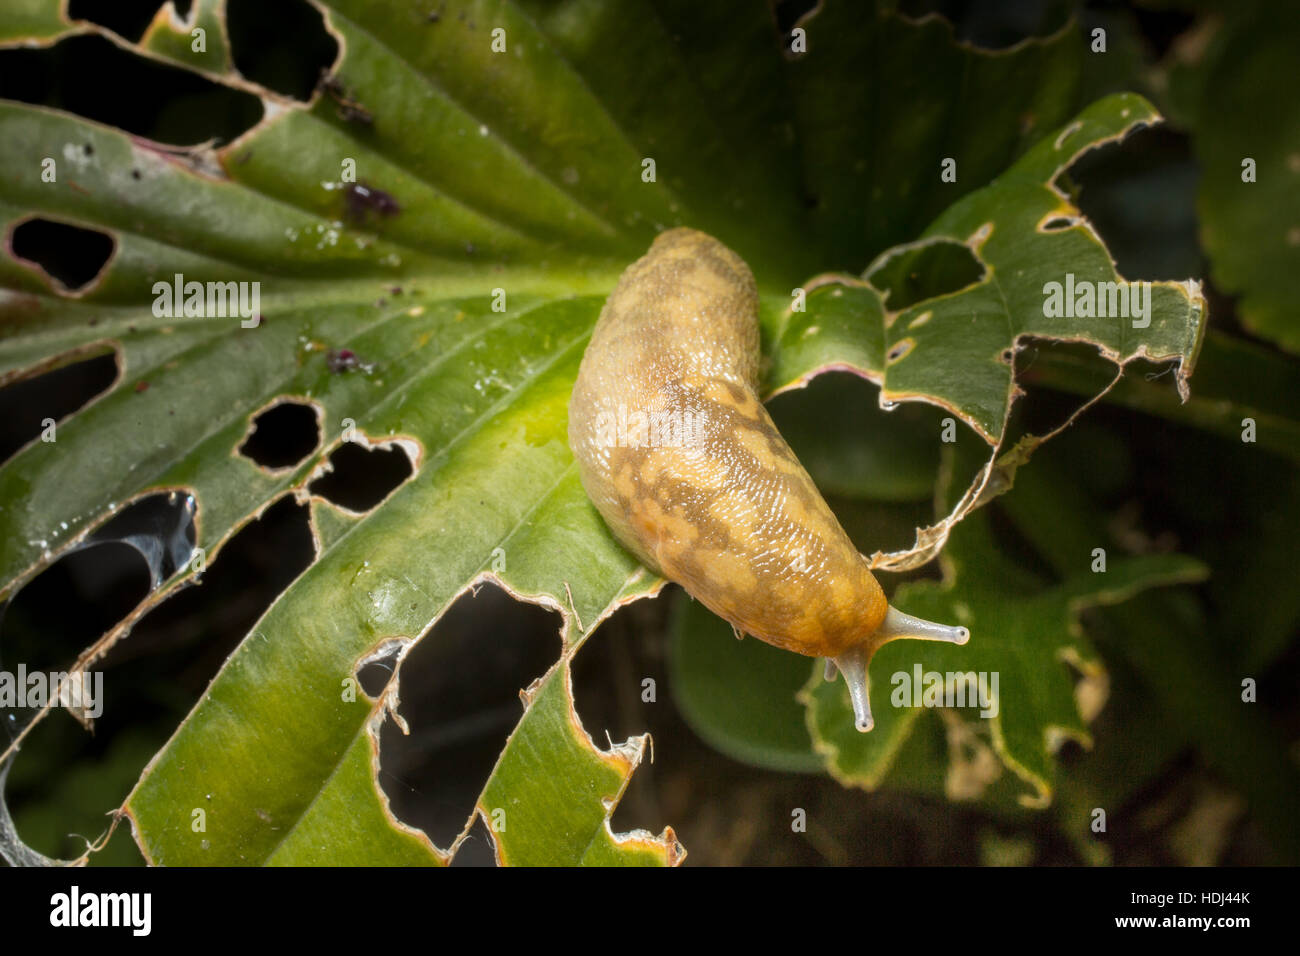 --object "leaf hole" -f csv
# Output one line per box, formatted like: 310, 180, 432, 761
227, 0, 340, 102
867, 239, 985, 311
1040, 217, 1075, 232
0, 34, 262, 146
0, 494, 320, 859
570, 598, 670, 746
308, 441, 414, 513
886, 338, 916, 364
1053, 126, 1198, 280
9, 219, 114, 294
99, 495, 314, 704
1, 543, 152, 689
355, 638, 407, 699
67, 0, 174, 42
569, 596, 713, 850
0, 488, 204, 784
0, 536, 155, 862
0, 350, 118, 467
897, 0, 1070, 50
448, 815, 498, 867
376, 582, 562, 853
236, 399, 321, 471
766, 371, 942, 505
88, 489, 199, 590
